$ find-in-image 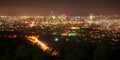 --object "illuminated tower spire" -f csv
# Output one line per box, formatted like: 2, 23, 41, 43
89, 13, 93, 20
50, 11, 53, 15
64, 10, 67, 16
61, 10, 68, 19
